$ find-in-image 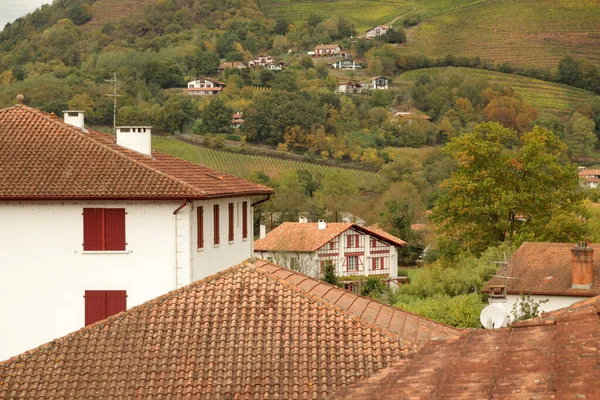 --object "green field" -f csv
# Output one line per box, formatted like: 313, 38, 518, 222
152, 136, 376, 183
396, 67, 599, 117
402, 0, 600, 68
